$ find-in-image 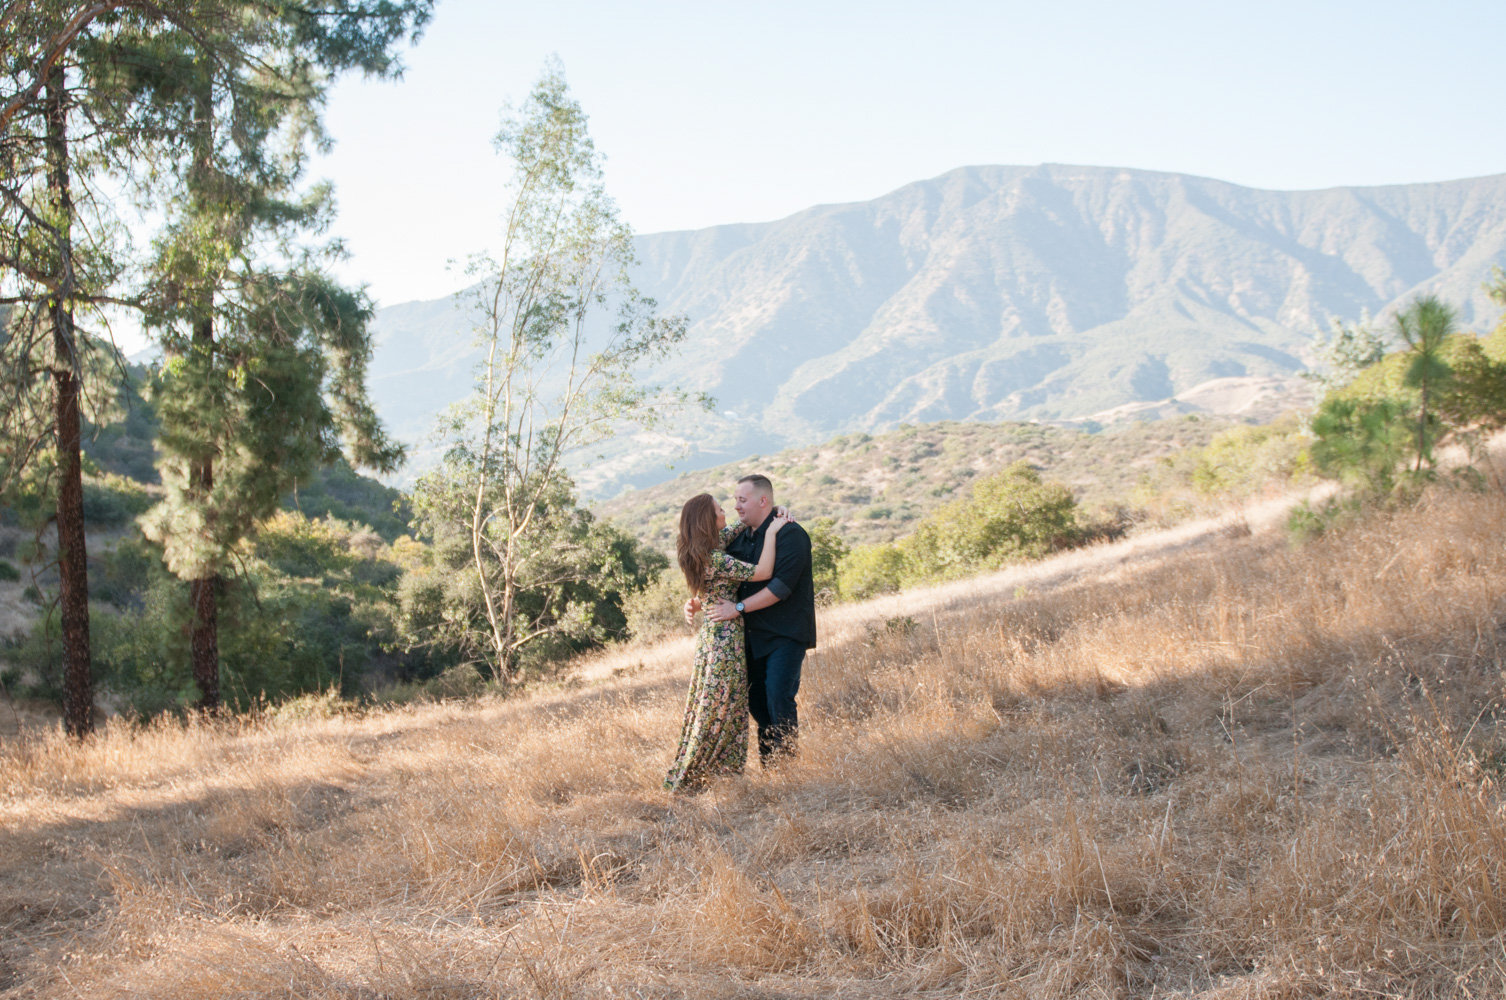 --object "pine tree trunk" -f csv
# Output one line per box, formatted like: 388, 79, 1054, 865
1416, 381, 1429, 473
186, 81, 220, 712
45, 65, 92, 738
54, 339, 92, 734
190, 574, 219, 709
189, 315, 220, 710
